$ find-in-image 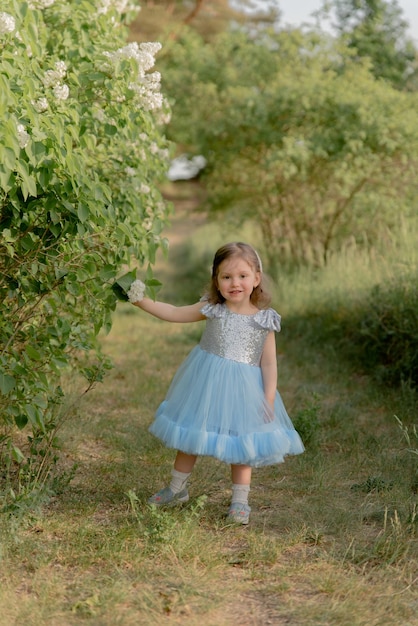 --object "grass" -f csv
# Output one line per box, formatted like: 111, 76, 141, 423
0, 303, 417, 625
0, 204, 417, 625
